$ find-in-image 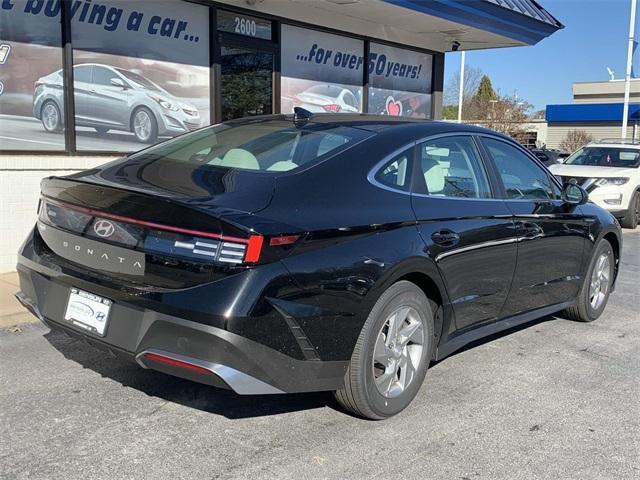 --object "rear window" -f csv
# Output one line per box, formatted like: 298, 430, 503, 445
128, 119, 372, 172
307, 85, 343, 97
564, 147, 640, 168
